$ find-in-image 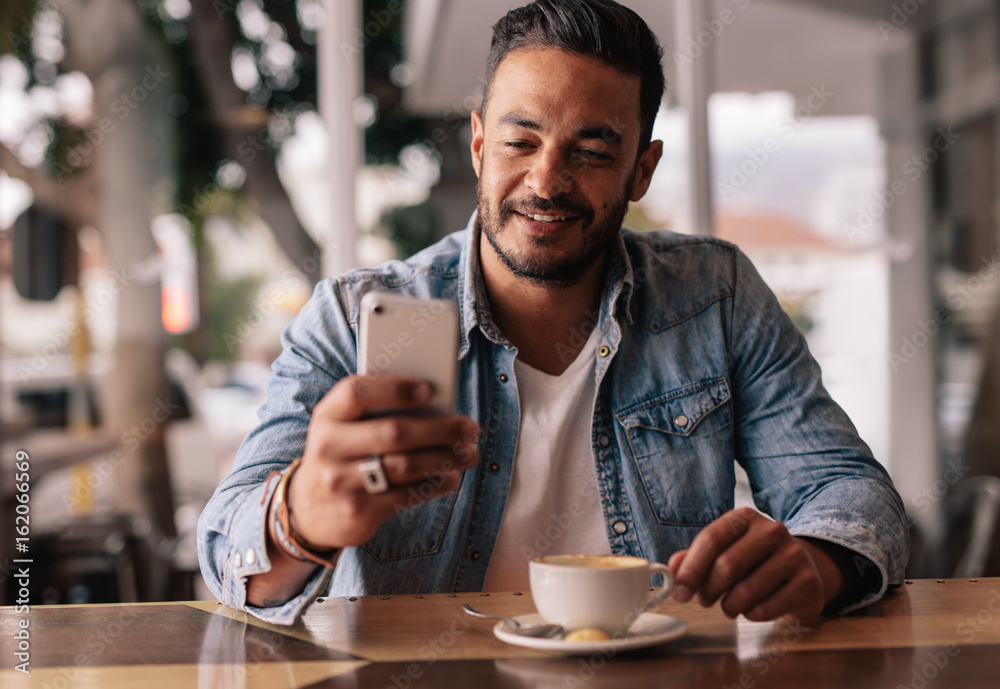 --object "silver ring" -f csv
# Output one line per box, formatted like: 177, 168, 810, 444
359, 455, 389, 494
